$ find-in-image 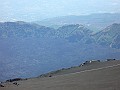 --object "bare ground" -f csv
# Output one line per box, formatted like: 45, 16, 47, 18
1, 60, 120, 90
